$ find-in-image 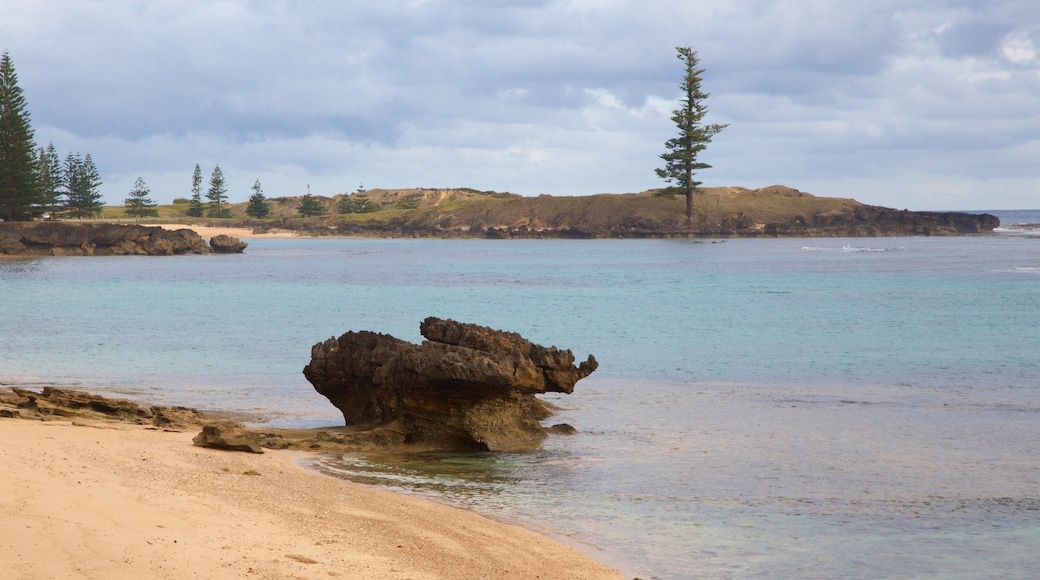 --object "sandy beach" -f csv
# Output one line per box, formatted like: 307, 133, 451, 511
152, 224, 299, 239
0, 417, 622, 580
